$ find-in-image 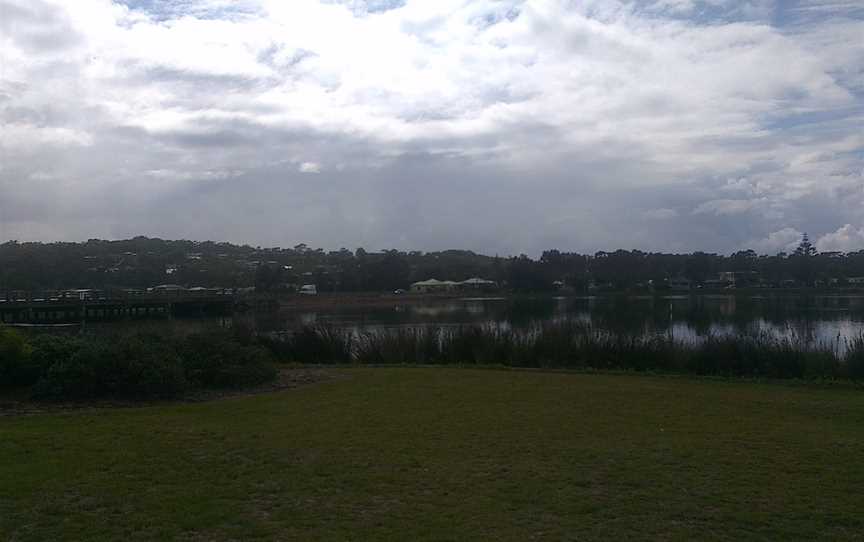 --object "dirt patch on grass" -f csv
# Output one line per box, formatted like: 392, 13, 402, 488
0, 367, 343, 417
